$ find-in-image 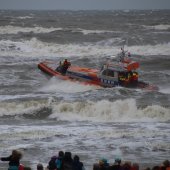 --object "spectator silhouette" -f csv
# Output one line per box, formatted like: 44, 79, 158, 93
1, 150, 23, 170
